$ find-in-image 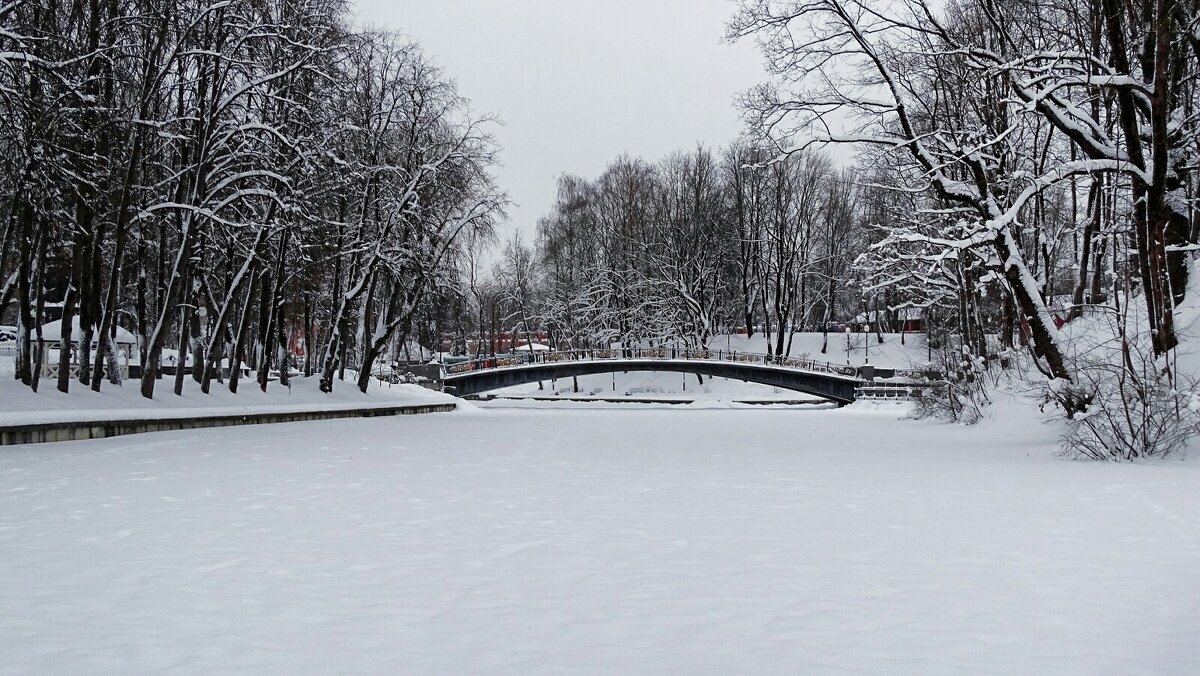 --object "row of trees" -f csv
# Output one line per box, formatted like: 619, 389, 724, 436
726, 0, 1200, 454
0, 0, 500, 397
473, 141, 1013, 368
472, 145, 883, 360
